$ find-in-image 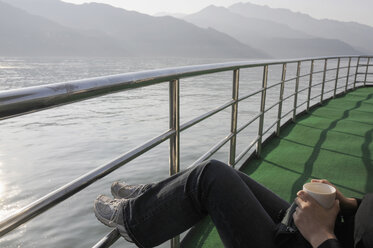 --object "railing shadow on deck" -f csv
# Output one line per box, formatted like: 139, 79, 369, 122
290, 92, 373, 198
241, 88, 373, 201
